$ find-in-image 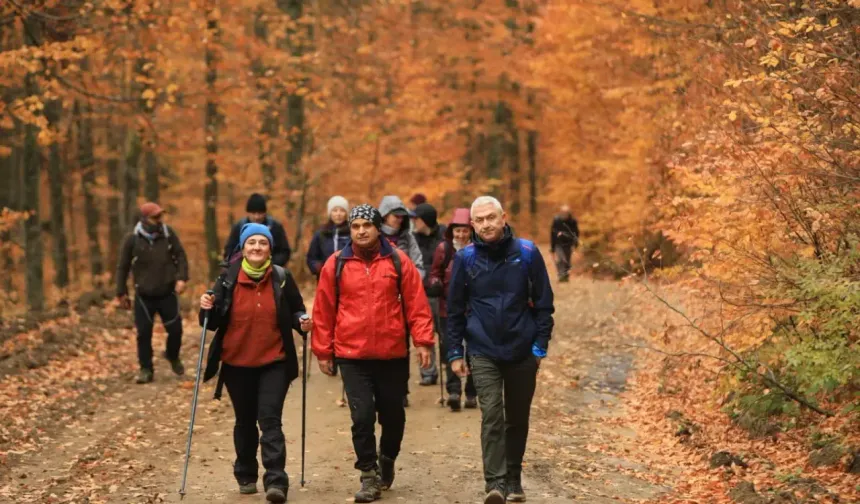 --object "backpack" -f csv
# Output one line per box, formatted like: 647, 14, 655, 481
132, 224, 179, 266
441, 241, 454, 272
332, 249, 409, 340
